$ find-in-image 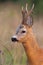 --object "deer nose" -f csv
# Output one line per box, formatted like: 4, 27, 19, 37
11, 36, 18, 42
